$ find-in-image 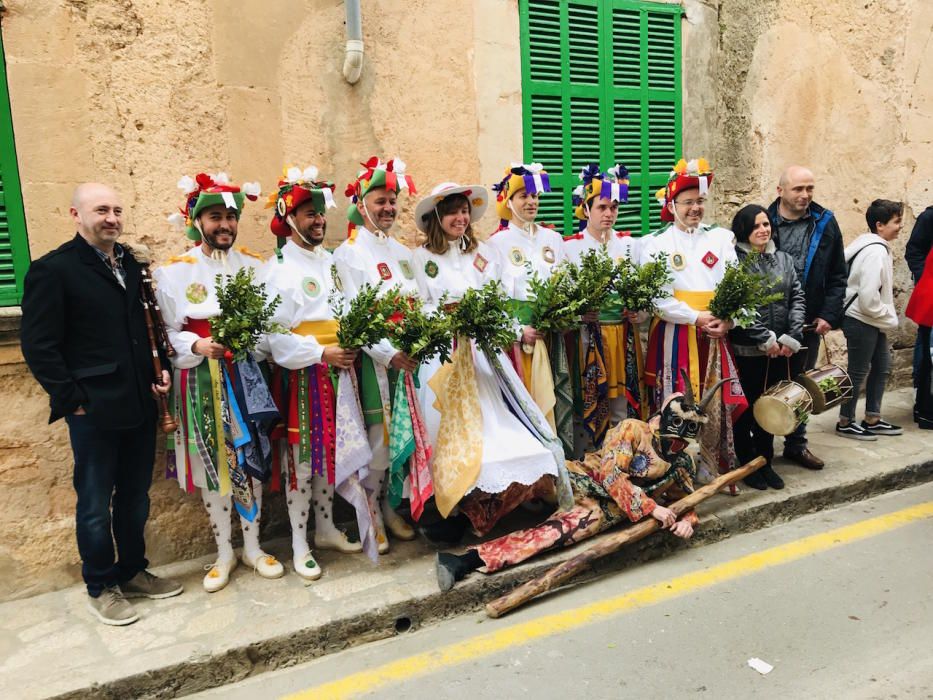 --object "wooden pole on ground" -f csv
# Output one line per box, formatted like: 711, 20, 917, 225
484, 457, 766, 619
